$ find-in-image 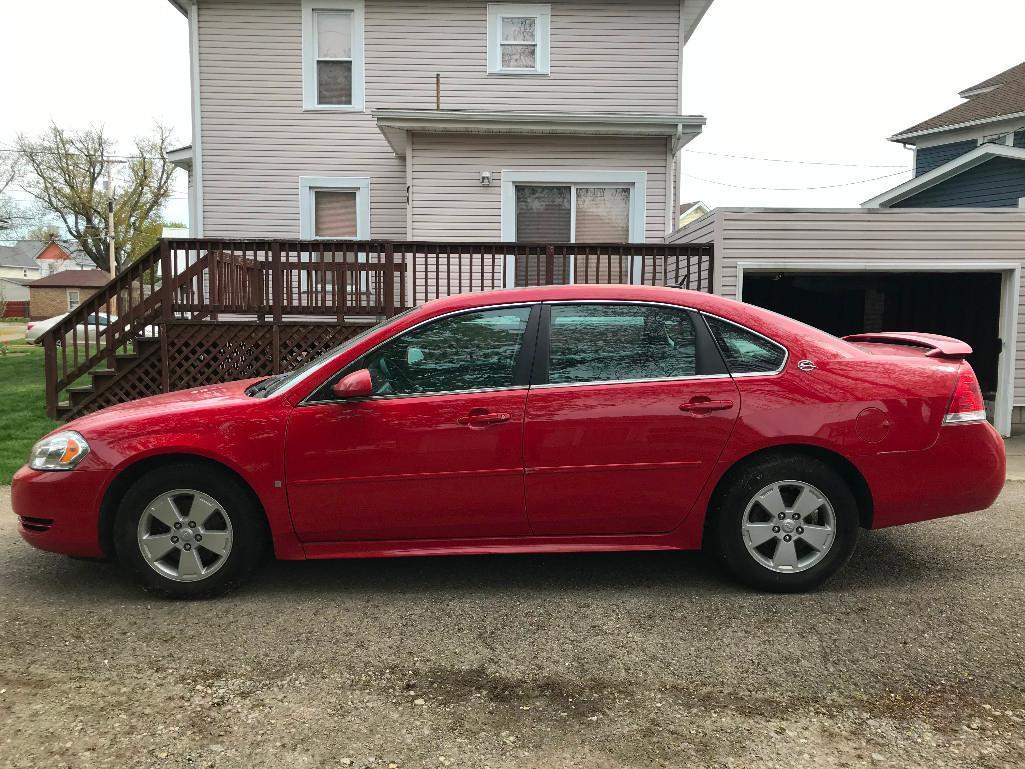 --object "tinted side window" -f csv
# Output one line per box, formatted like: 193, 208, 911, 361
342, 307, 532, 396
547, 304, 697, 385
705, 315, 786, 374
